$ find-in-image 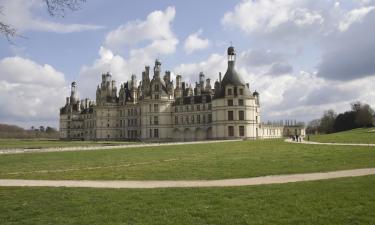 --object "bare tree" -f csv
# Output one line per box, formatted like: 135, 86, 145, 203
0, 0, 85, 40
0, 7, 17, 40
44, 0, 86, 17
